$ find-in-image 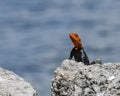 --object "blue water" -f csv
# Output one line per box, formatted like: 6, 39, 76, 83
0, 0, 120, 96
